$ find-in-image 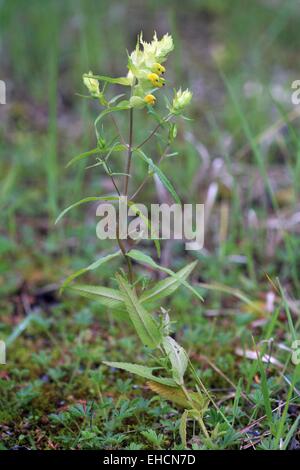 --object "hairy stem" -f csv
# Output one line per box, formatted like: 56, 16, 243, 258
119, 107, 134, 282
180, 384, 213, 446
116, 221, 133, 284
123, 108, 134, 196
